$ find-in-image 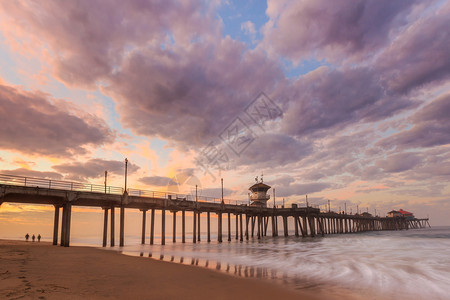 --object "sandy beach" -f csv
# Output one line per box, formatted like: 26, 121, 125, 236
0, 240, 324, 300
